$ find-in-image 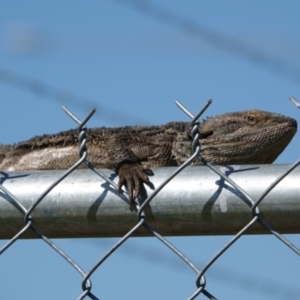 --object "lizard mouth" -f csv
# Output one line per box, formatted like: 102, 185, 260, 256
251, 118, 297, 163
287, 118, 297, 130
268, 117, 297, 129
